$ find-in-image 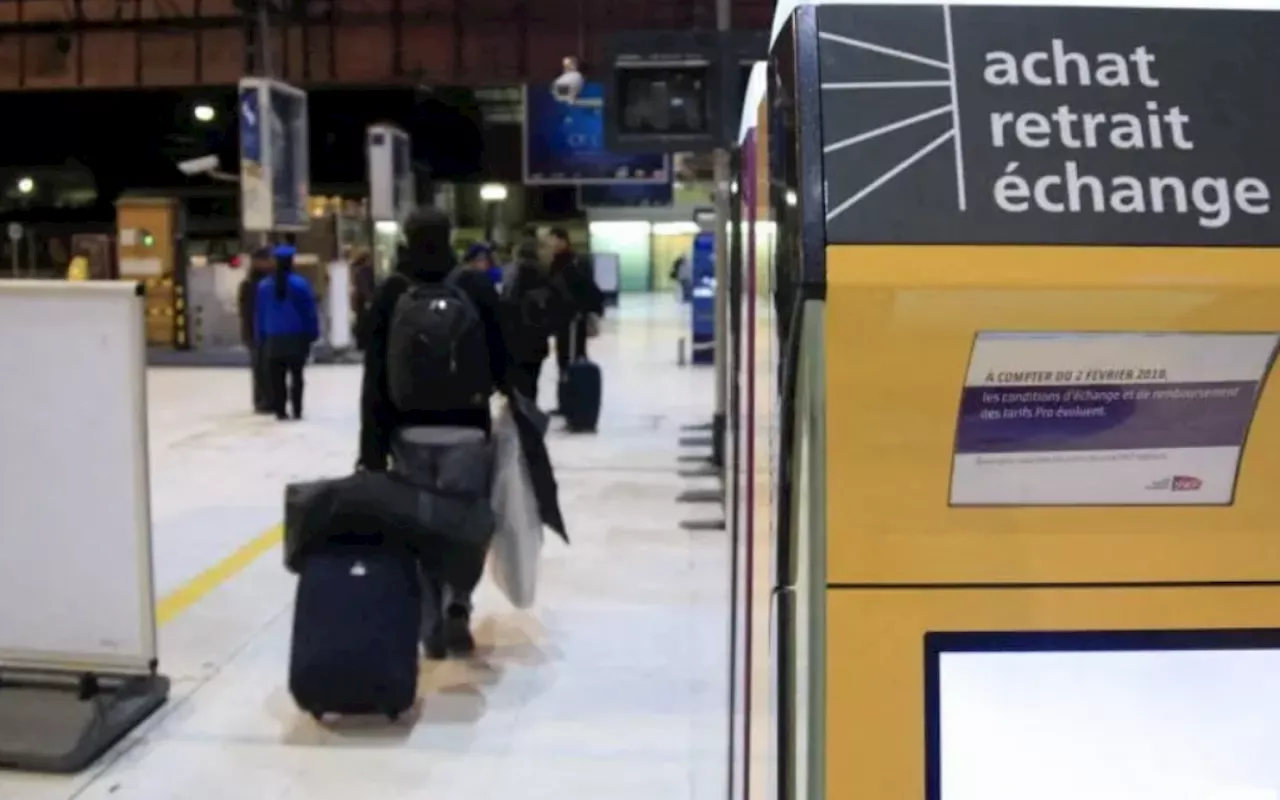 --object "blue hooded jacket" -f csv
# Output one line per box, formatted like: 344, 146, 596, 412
255, 271, 319, 343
